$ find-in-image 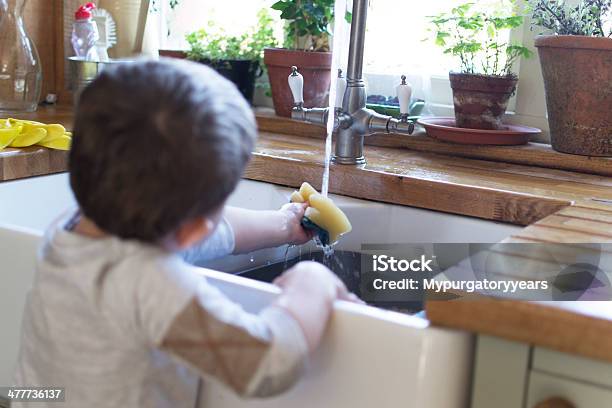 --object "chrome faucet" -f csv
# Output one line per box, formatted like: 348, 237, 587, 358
287, 0, 415, 165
